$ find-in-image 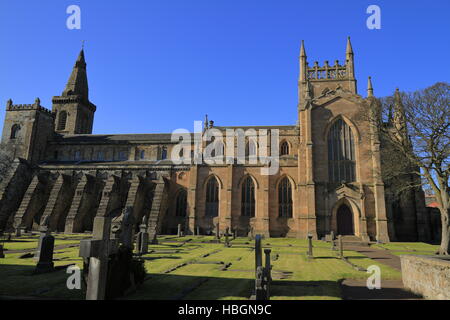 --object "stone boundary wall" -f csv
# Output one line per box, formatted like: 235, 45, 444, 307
400, 254, 450, 300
